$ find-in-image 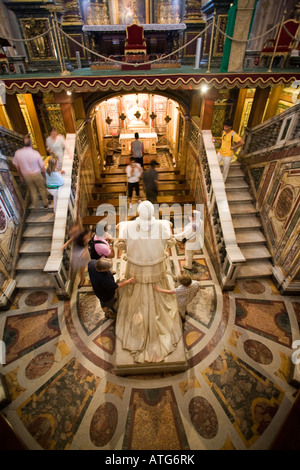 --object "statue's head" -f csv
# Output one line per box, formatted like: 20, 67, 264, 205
138, 200, 154, 221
